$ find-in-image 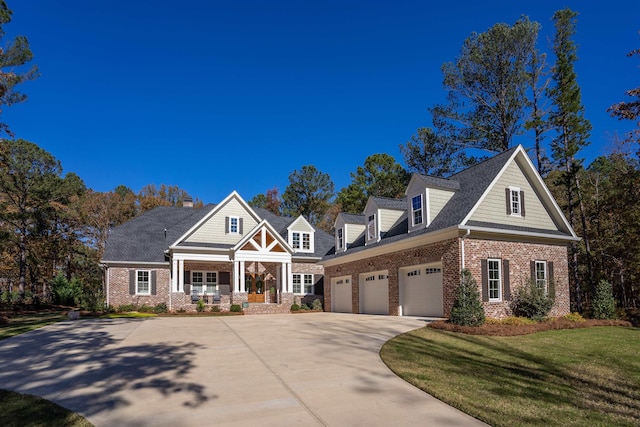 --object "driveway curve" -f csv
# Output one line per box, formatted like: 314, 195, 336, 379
0, 313, 486, 426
